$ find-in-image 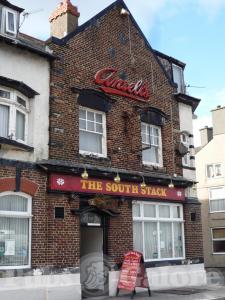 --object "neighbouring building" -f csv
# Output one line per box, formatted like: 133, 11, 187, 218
0, 0, 206, 299
0, 0, 53, 298
196, 106, 225, 268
